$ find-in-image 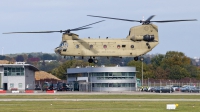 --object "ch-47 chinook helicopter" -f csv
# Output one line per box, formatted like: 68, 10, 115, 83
4, 15, 197, 64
